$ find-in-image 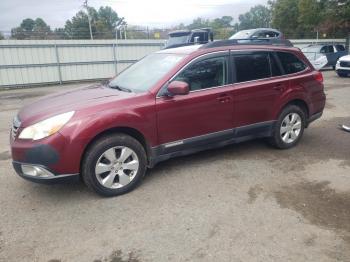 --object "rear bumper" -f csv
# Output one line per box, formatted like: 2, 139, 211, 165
13, 161, 79, 184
